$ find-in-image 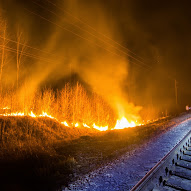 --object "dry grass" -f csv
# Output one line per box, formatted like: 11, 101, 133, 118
0, 112, 190, 191
0, 115, 98, 191
0, 115, 98, 159
0, 82, 117, 128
